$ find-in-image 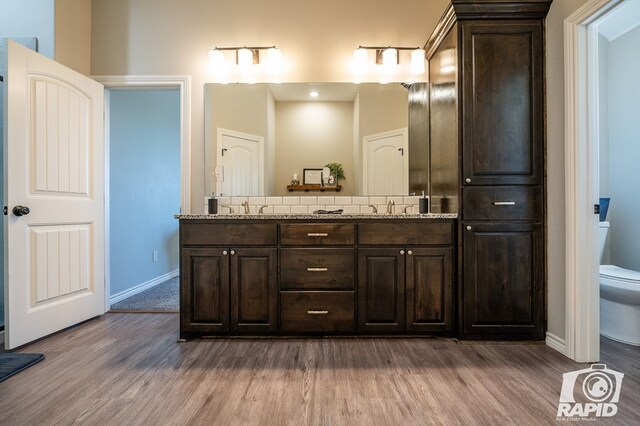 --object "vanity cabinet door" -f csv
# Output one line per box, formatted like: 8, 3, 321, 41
180, 248, 230, 336
358, 248, 405, 332
230, 248, 278, 334
462, 222, 544, 339
406, 247, 453, 332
